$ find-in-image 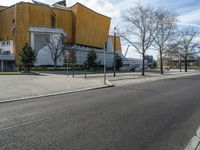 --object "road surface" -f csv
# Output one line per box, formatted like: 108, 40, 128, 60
0, 75, 200, 150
